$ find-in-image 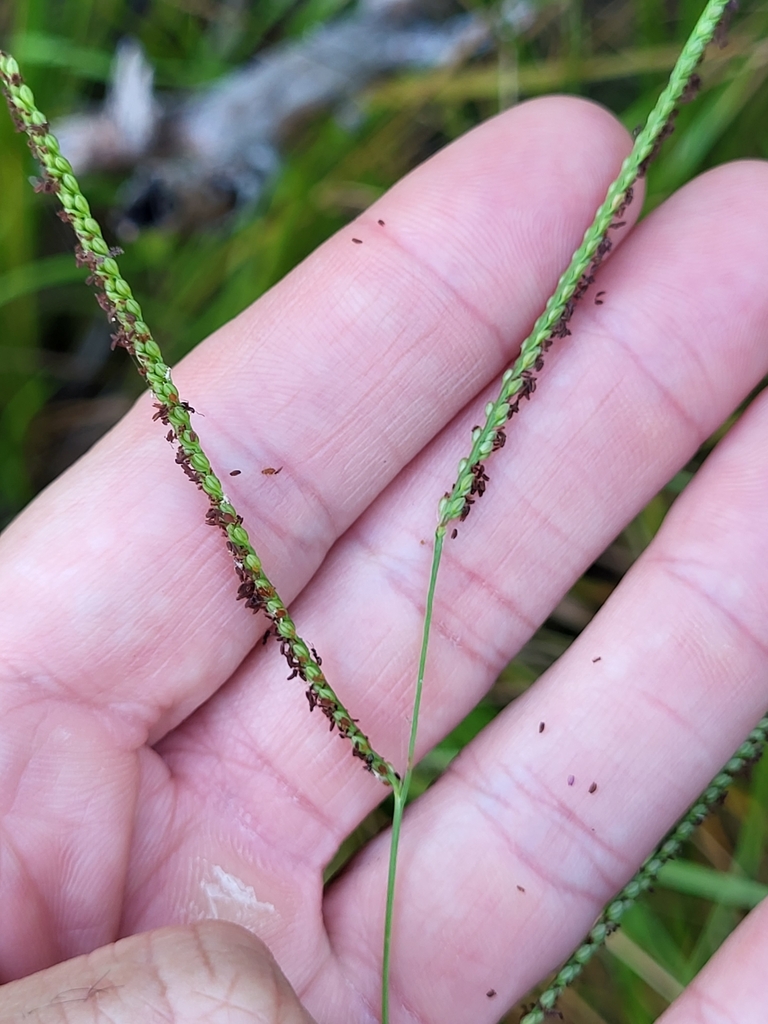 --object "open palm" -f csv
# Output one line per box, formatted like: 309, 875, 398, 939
2, 96, 768, 1023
